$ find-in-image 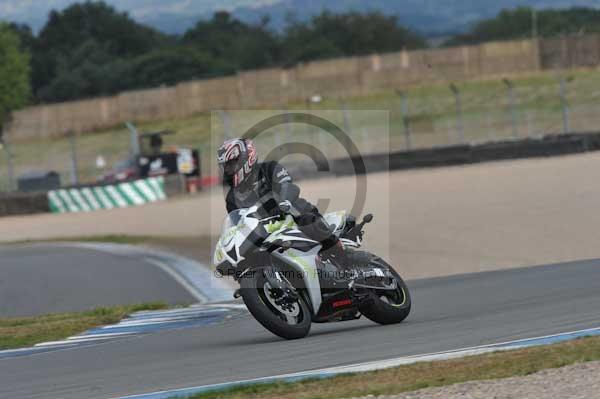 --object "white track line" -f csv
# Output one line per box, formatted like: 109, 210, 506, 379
143, 258, 208, 303
111, 325, 600, 399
